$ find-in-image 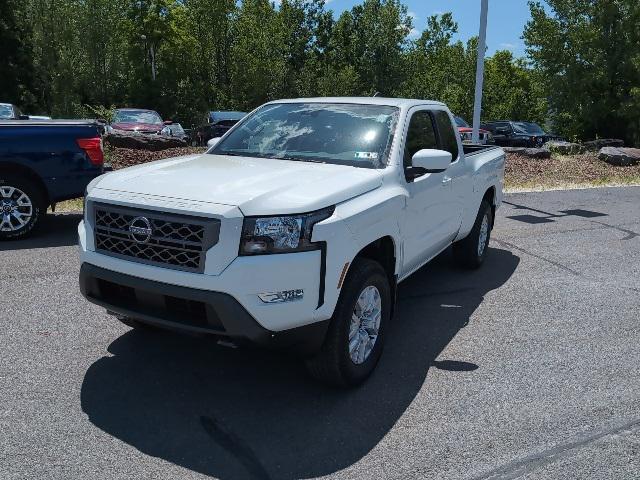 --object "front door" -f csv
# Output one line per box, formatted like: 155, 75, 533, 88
400, 109, 457, 276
